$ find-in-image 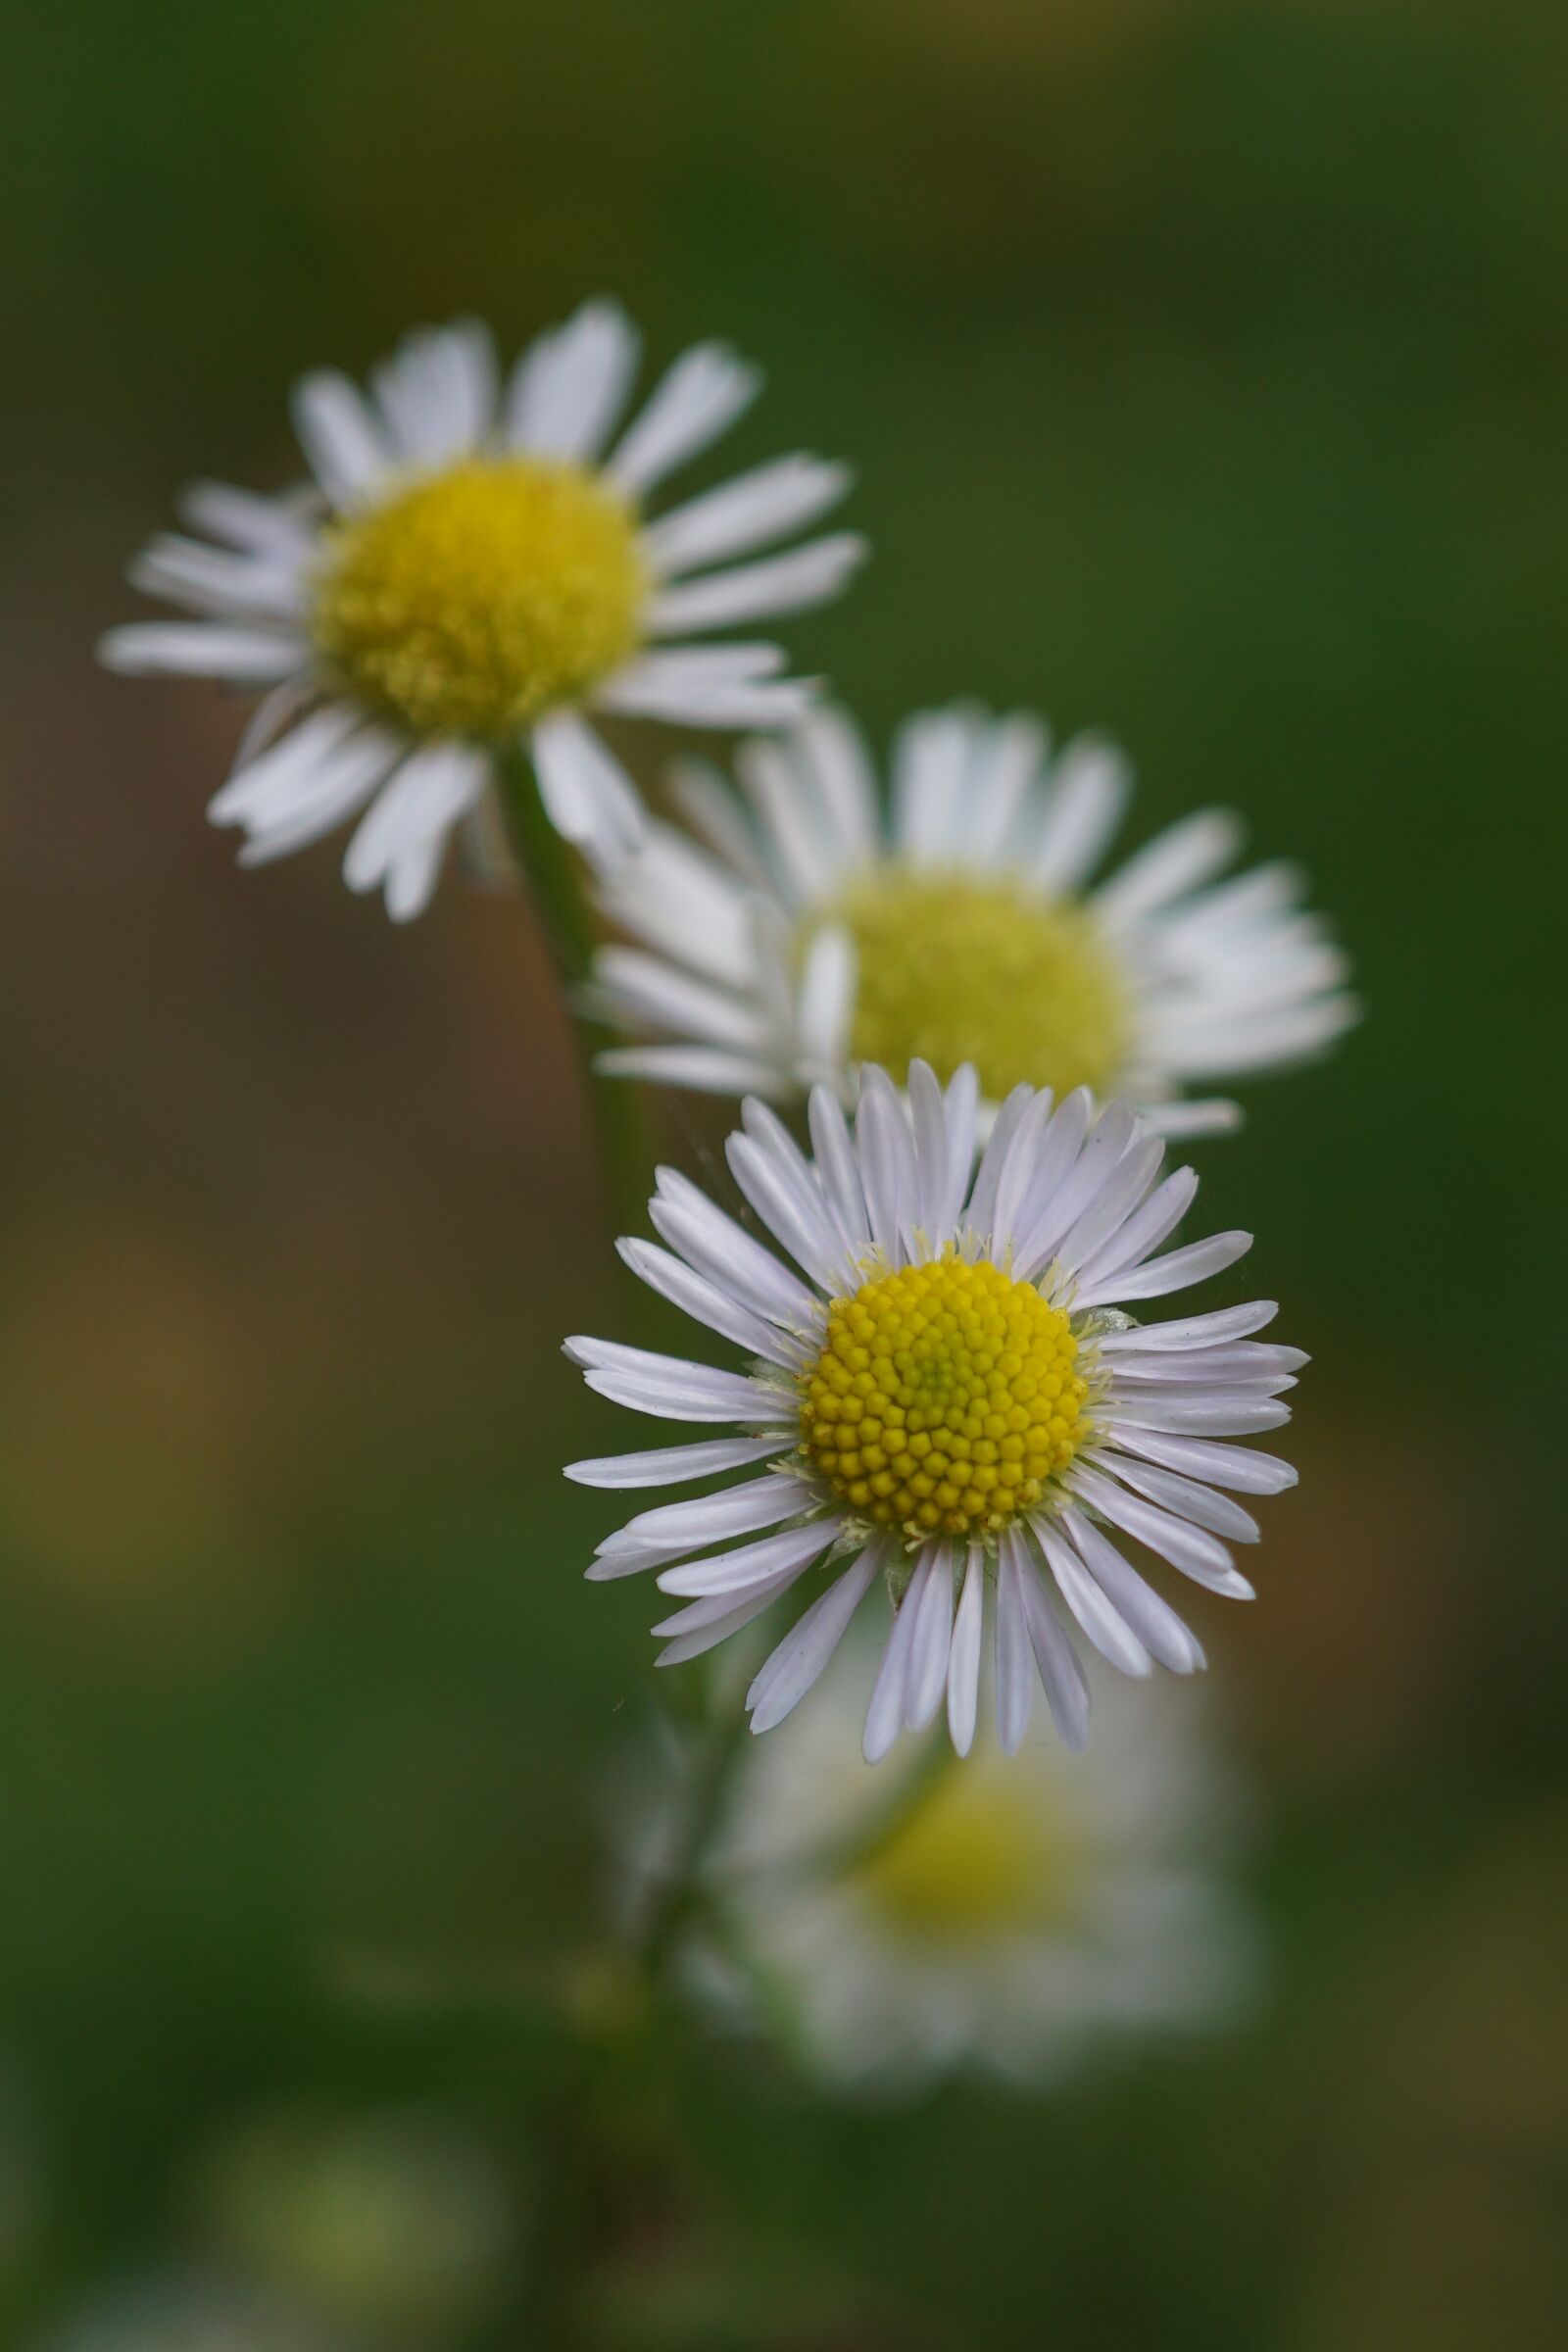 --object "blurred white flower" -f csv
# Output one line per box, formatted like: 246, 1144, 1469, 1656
566, 1061, 1300, 1759
591, 703, 1355, 1133
695, 1638, 1258, 2091
101, 304, 864, 913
